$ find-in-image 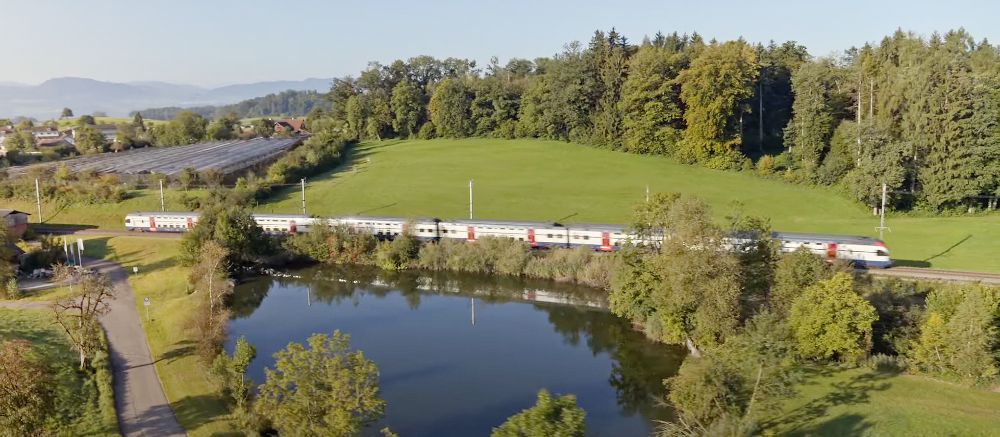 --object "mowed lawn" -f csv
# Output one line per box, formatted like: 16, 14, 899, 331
6, 188, 207, 230
767, 367, 1000, 436
260, 139, 1000, 272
